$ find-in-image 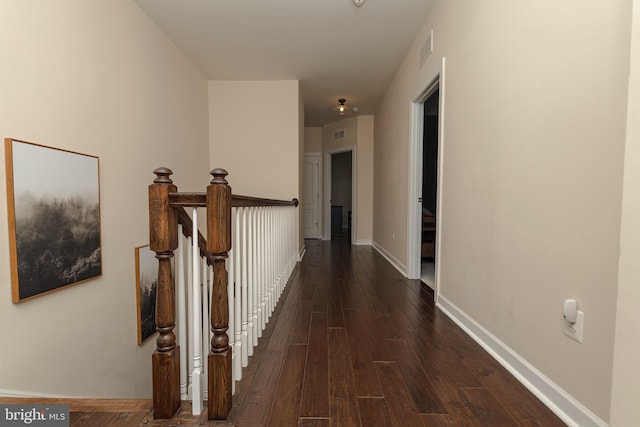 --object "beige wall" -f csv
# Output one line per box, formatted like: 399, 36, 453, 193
208, 80, 302, 255
0, 0, 209, 398
323, 116, 374, 243
304, 127, 323, 153
356, 116, 374, 244
610, 0, 640, 425
208, 81, 300, 201
374, 0, 632, 421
